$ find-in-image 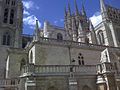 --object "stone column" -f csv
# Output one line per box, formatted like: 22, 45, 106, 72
102, 62, 117, 90
19, 78, 26, 90
103, 73, 117, 90
97, 74, 107, 90
25, 77, 36, 90
97, 62, 117, 90
69, 71, 78, 90
69, 77, 78, 90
